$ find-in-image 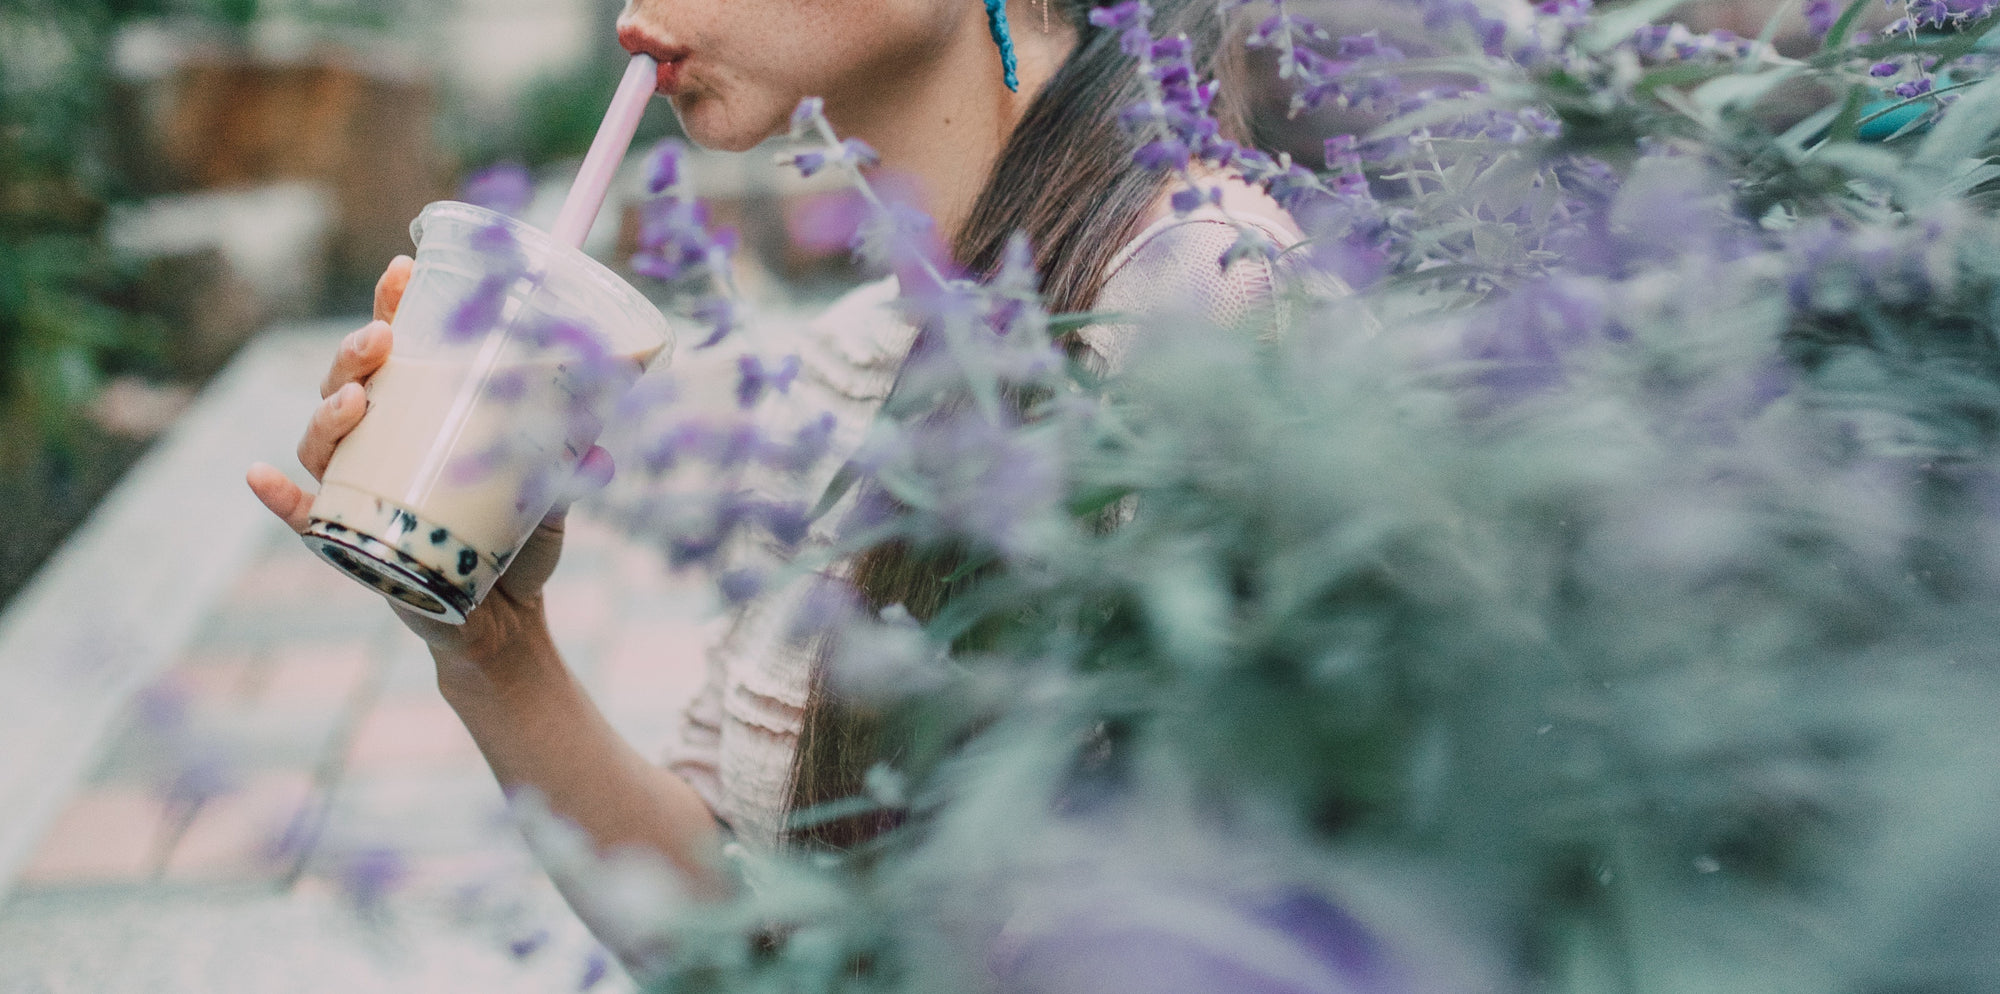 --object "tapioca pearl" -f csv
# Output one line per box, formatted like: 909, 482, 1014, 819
430, 528, 448, 545
457, 549, 477, 576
